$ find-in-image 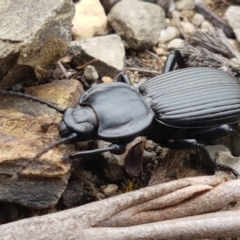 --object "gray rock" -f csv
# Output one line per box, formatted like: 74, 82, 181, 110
157, 0, 175, 12
158, 26, 179, 43
69, 34, 125, 77
192, 13, 205, 27
83, 65, 99, 84
175, 0, 194, 11
100, 0, 121, 13
0, 176, 69, 209
167, 38, 184, 49
201, 20, 215, 33
0, 0, 74, 89
0, 80, 84, 209
225, 6, 240, 42
108, 1, 166, 49
206, 145, 240, 179
140, 0, 175, 12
